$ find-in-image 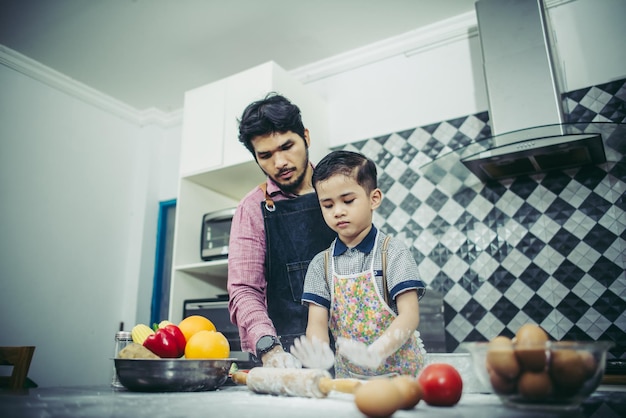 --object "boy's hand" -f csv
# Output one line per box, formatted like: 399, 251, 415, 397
290, 336, 334, 370
336, 337, 385, 369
